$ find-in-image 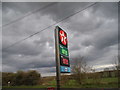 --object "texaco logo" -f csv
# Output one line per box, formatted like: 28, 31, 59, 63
59, 30, 67, 45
